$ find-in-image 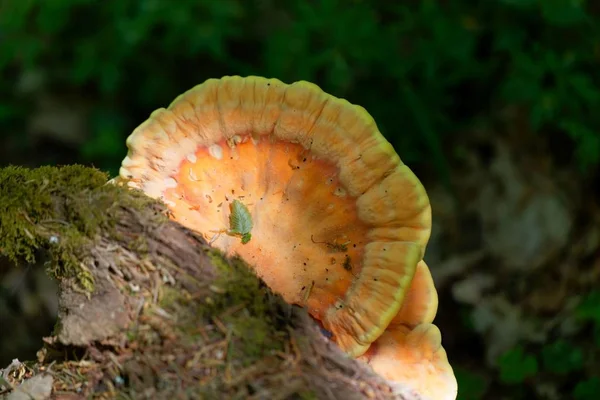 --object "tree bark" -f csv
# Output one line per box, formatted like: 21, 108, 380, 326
0, 166, 423, 400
